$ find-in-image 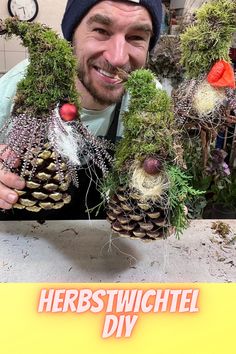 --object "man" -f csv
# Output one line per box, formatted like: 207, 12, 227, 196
0, 0, 162, 219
